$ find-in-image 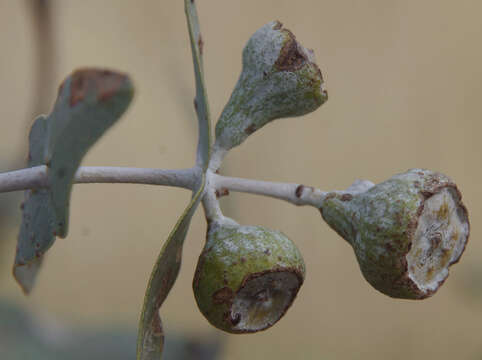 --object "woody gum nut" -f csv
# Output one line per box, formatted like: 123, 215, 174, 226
319, 169, 469, 299
193, 218, 305, 334
214, 20, 328, 152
